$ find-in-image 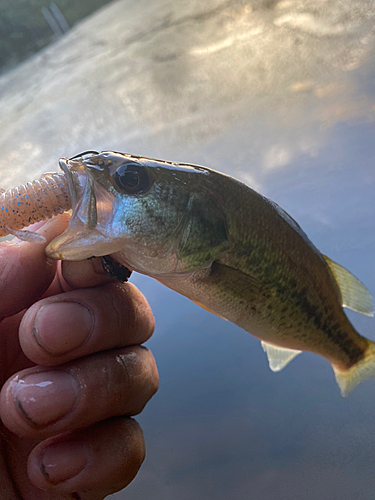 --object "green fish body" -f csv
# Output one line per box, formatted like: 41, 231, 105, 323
46, 151, 374, 395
